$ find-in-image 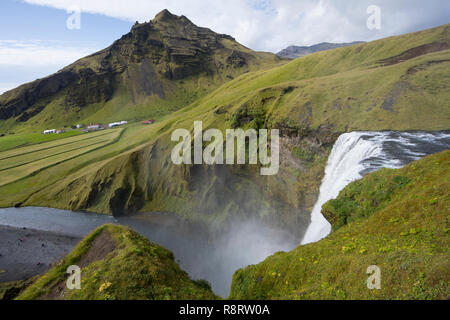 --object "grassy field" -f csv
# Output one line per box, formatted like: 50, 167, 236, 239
0, 131, 82, 152
0, 129, 123, 187
0, 121, 160, 208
